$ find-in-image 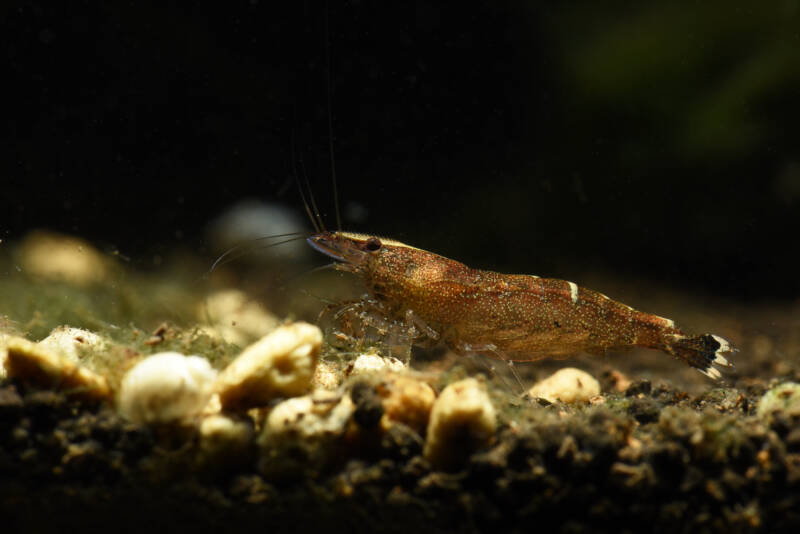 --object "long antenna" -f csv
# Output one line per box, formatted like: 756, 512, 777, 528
291, 127, 322, 233
299, 156, 326, 232
325, 0, 342, 231
208, 233, 310, 274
